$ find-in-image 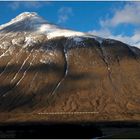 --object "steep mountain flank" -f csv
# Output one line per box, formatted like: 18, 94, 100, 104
0, 12, 140, 122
